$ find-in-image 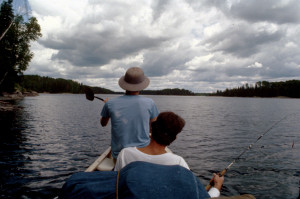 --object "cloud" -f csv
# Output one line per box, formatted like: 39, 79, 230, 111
229, 0, 300, 24
247, 62, 263, 68
206, 23, 283, 57
26, 0, 300, 93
